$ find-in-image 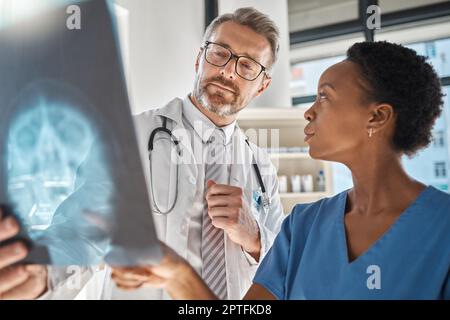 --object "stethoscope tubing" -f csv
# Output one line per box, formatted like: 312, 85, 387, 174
148, 116, 269, 215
